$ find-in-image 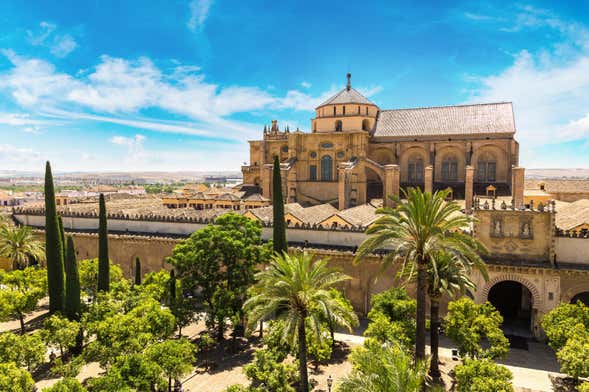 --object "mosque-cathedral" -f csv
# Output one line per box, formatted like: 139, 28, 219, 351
242, 74, 524, 212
